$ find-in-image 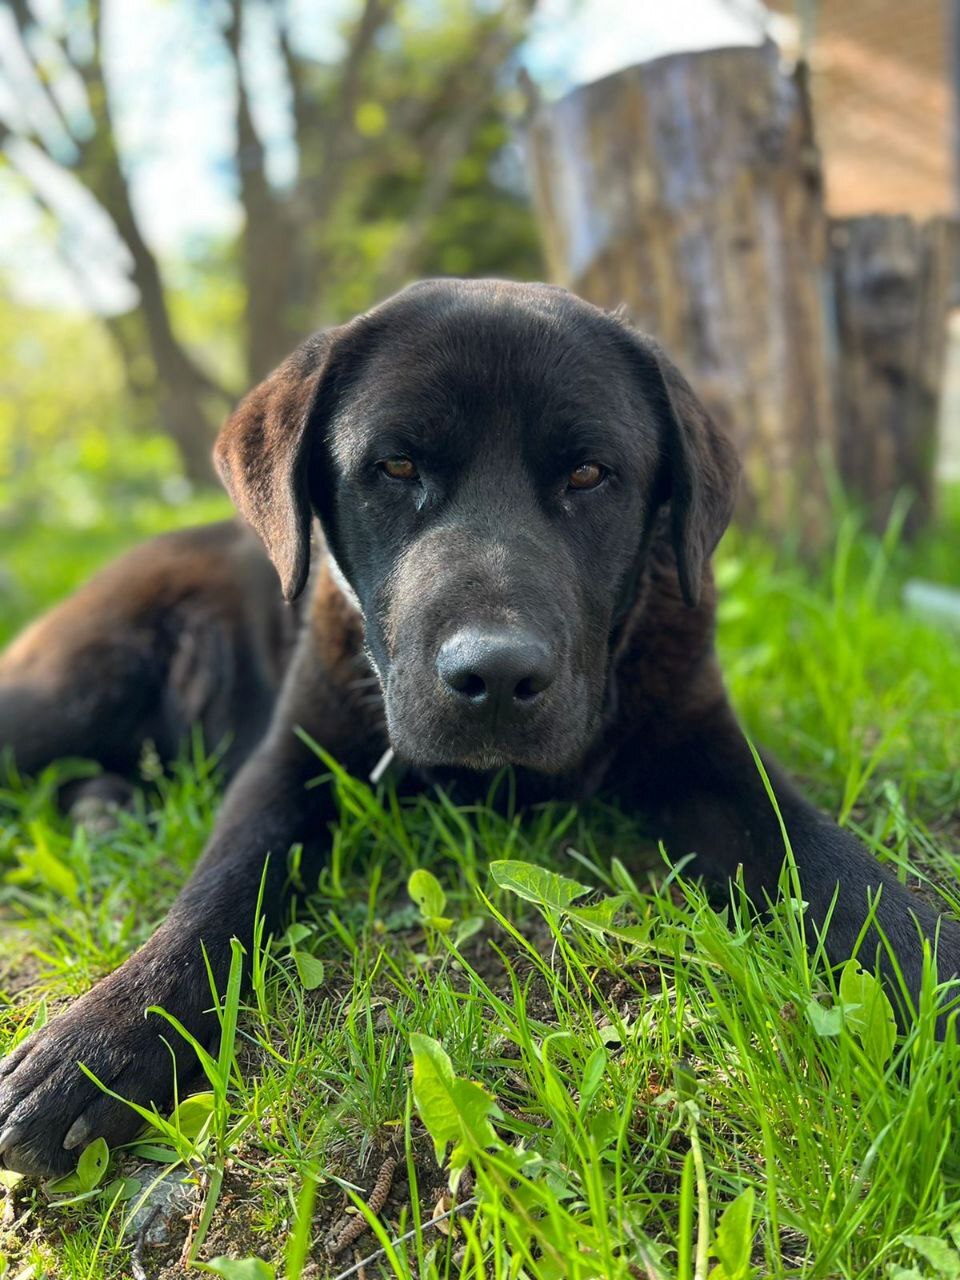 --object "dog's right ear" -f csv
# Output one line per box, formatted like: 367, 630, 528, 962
214, 332, 340, 602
